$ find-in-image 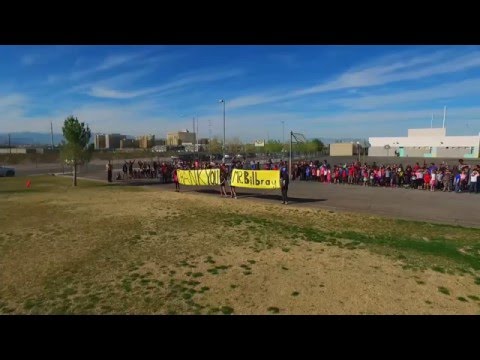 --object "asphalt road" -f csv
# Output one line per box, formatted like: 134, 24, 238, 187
14, 162, 480, 228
